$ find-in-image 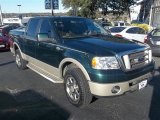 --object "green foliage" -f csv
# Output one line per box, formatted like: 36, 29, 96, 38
62, 0, 135, 18
131, 23, 151, 32
100, 0, 135, 16
62, 0, 81, 8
